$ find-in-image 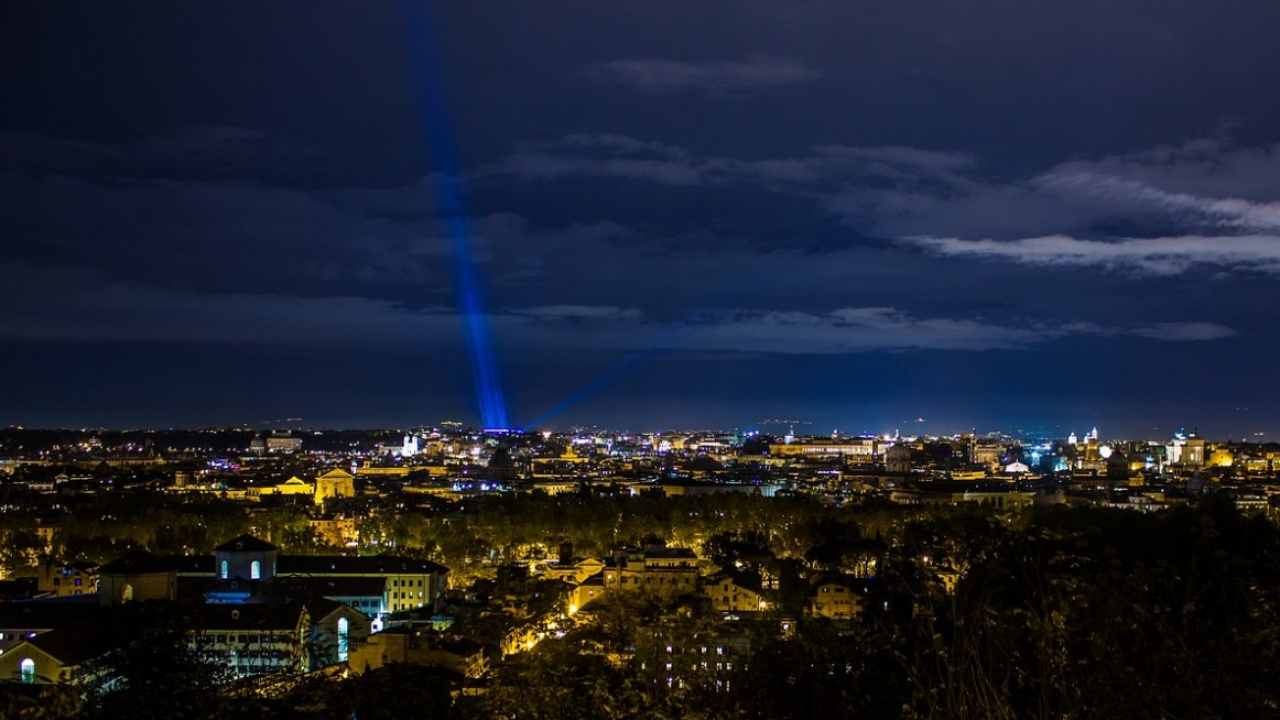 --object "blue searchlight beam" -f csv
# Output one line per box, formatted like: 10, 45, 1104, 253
401, 0, 508, 430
